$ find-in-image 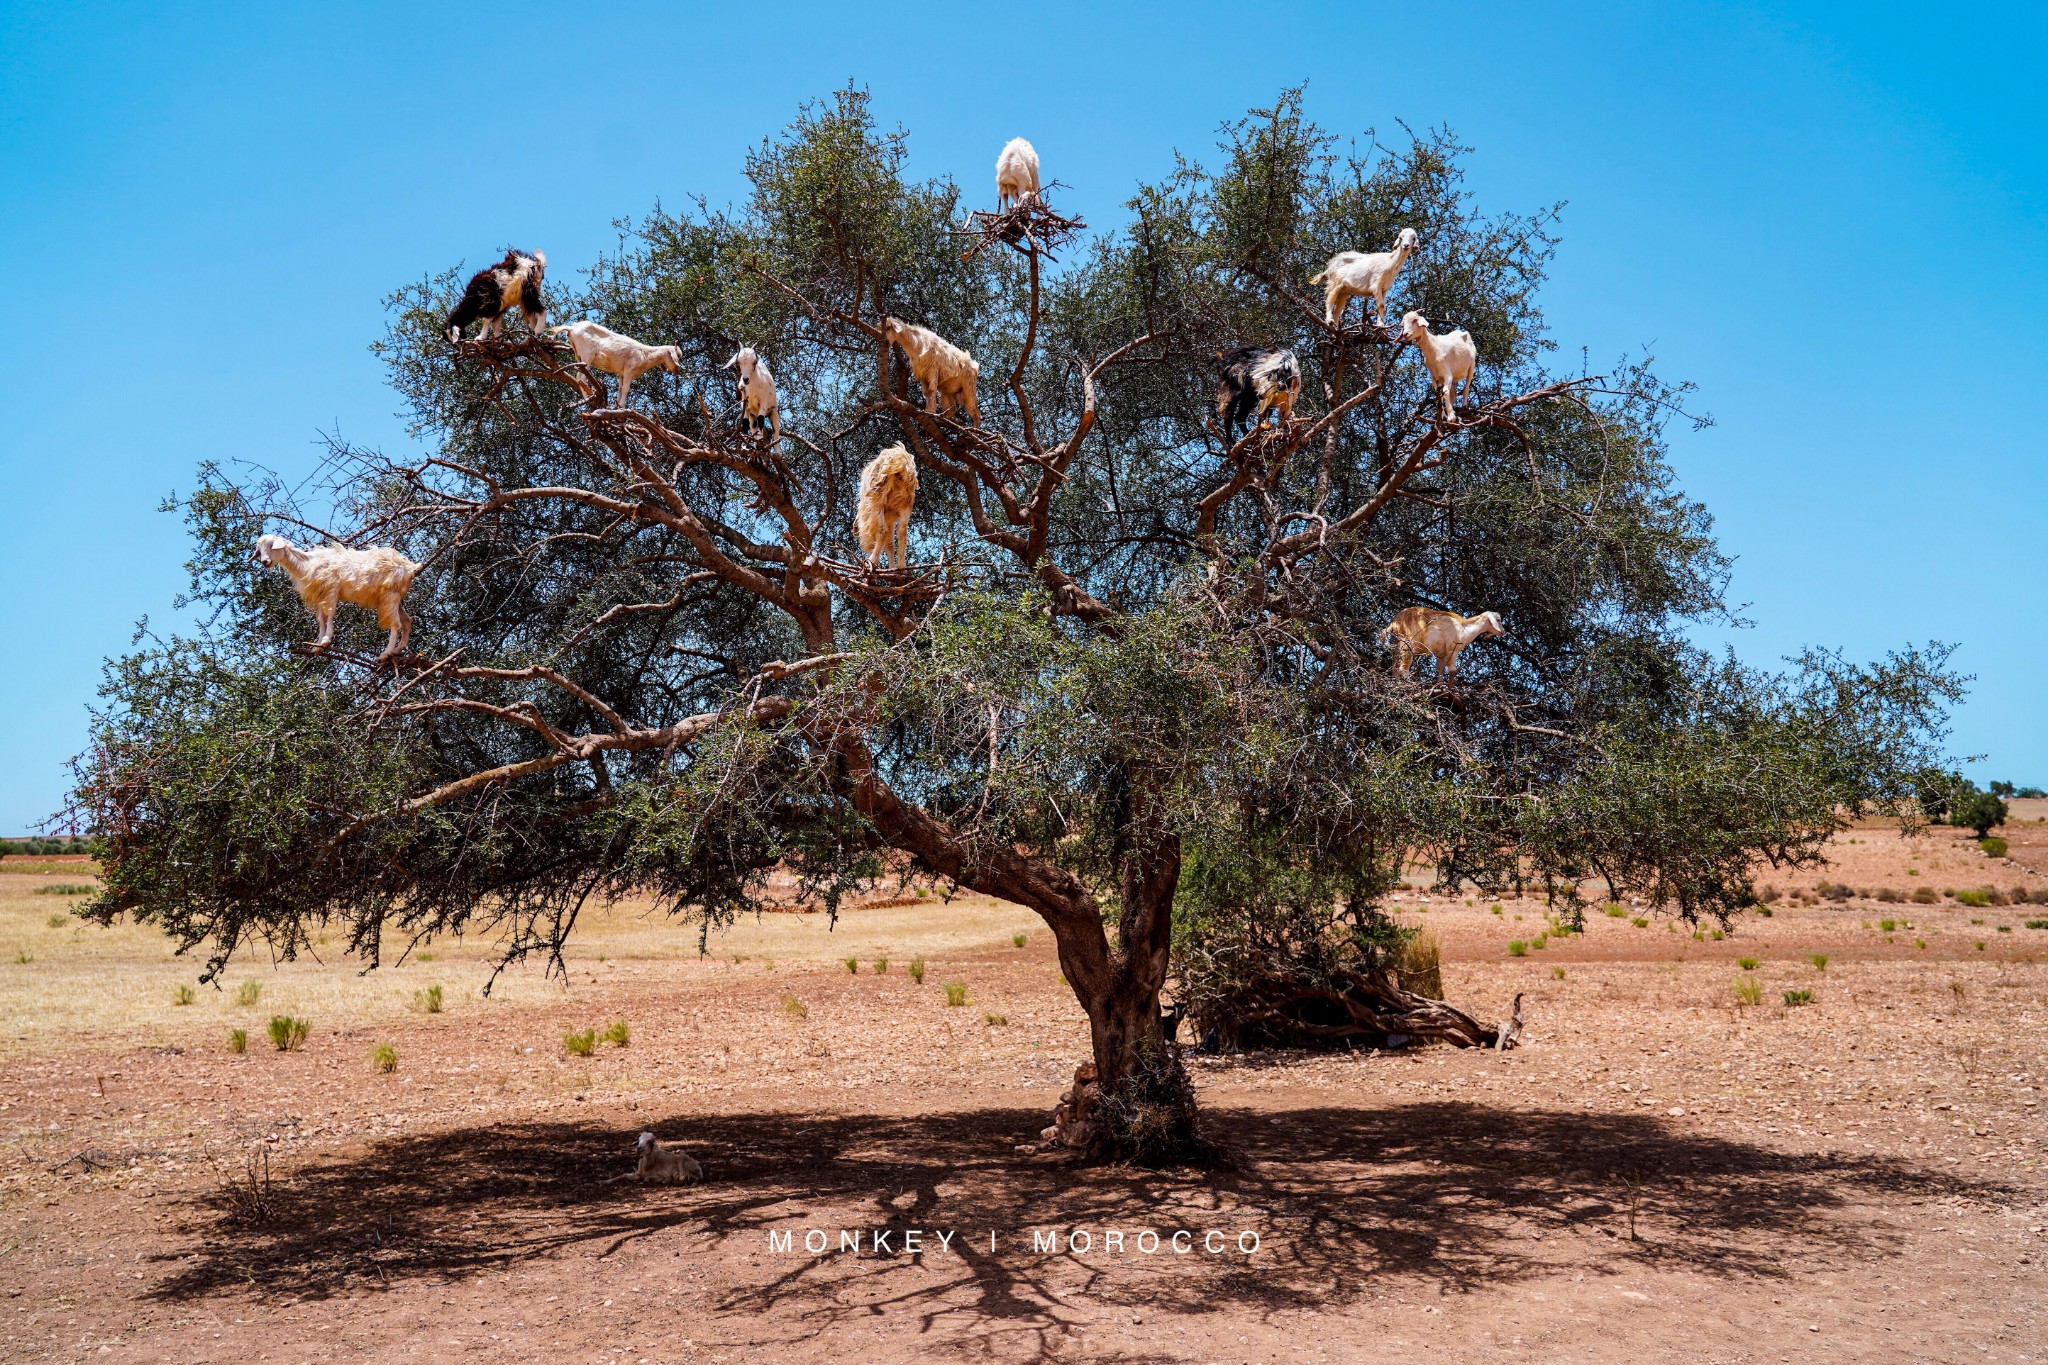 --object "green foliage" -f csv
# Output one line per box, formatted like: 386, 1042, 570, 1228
1603, 903, 1627, 918
2024, 920, 2048, 931
1012, 933, 1028, 948
1956, 889, 1990, 908
600, 1019, 630, 1047
1630, 917, 1649, 929
228, 1028, 247, 1053
1399, 929, 1443, 999
872, 957, 888, 973
943, 981, 969, 1007
778, 992, 808, 1020
1980, 837, 2009, 858
1507, 940, 1528, 957
983, 1012, 1008, 1026
1551, 966, 1565, 980
370, 1042, 398, 1073
1736, 956, 1759, 970
908, 958, 926, 985
562, 1028, 596, 1056
234, 980, 263, 1007
268, 1015, 309, 1051
0, 837, 98, 857
411, 984, 443, 1014
1733, 975, 1762, 1007
1878, 919, 1896, 933
1782, 989, 1813, 1006
843, 956, 859, 974
172, 984, 196, 1006
1808, 953, 1829, 972
35, 884, 95, 896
